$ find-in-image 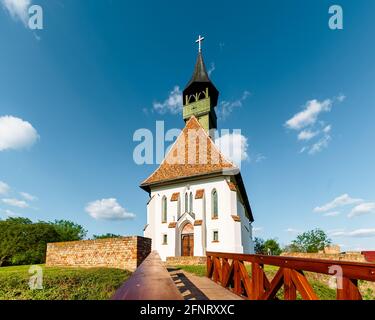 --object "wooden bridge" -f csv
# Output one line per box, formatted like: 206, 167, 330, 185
112, 251, 375, 300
